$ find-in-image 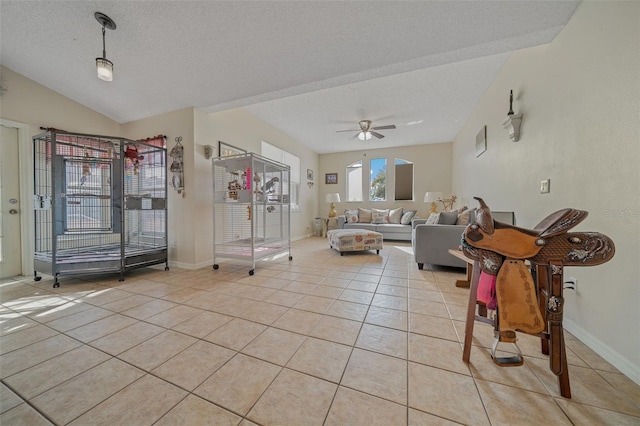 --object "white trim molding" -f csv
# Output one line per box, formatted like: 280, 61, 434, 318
1, 119, 32, 277
564, 318, 640, 386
